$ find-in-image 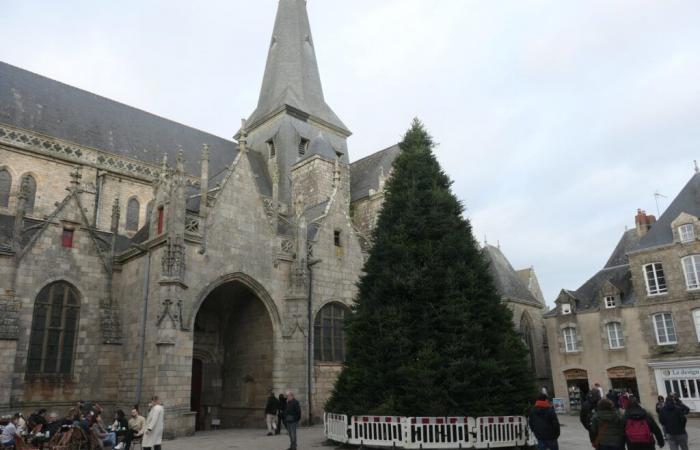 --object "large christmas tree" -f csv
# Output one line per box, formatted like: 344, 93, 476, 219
327, 120, 535, 417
